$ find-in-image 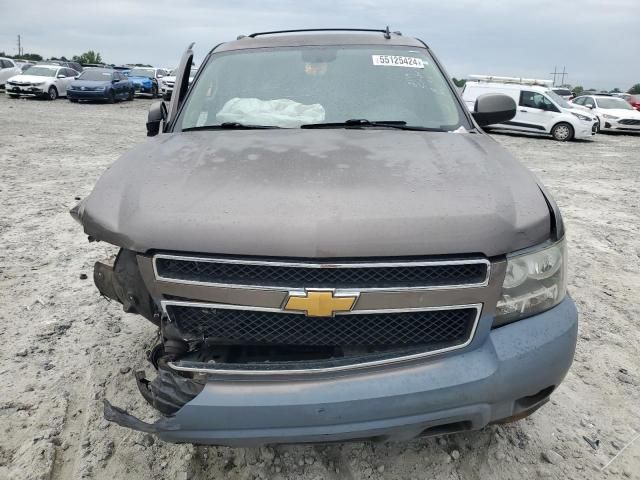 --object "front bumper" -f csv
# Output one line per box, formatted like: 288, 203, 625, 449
601, 120, 640, 131
67, 90, 108, 100
106, 297, 578, 446
6, 85, 45, 96
133, 83, 154, 95
574, 121, 598, 139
